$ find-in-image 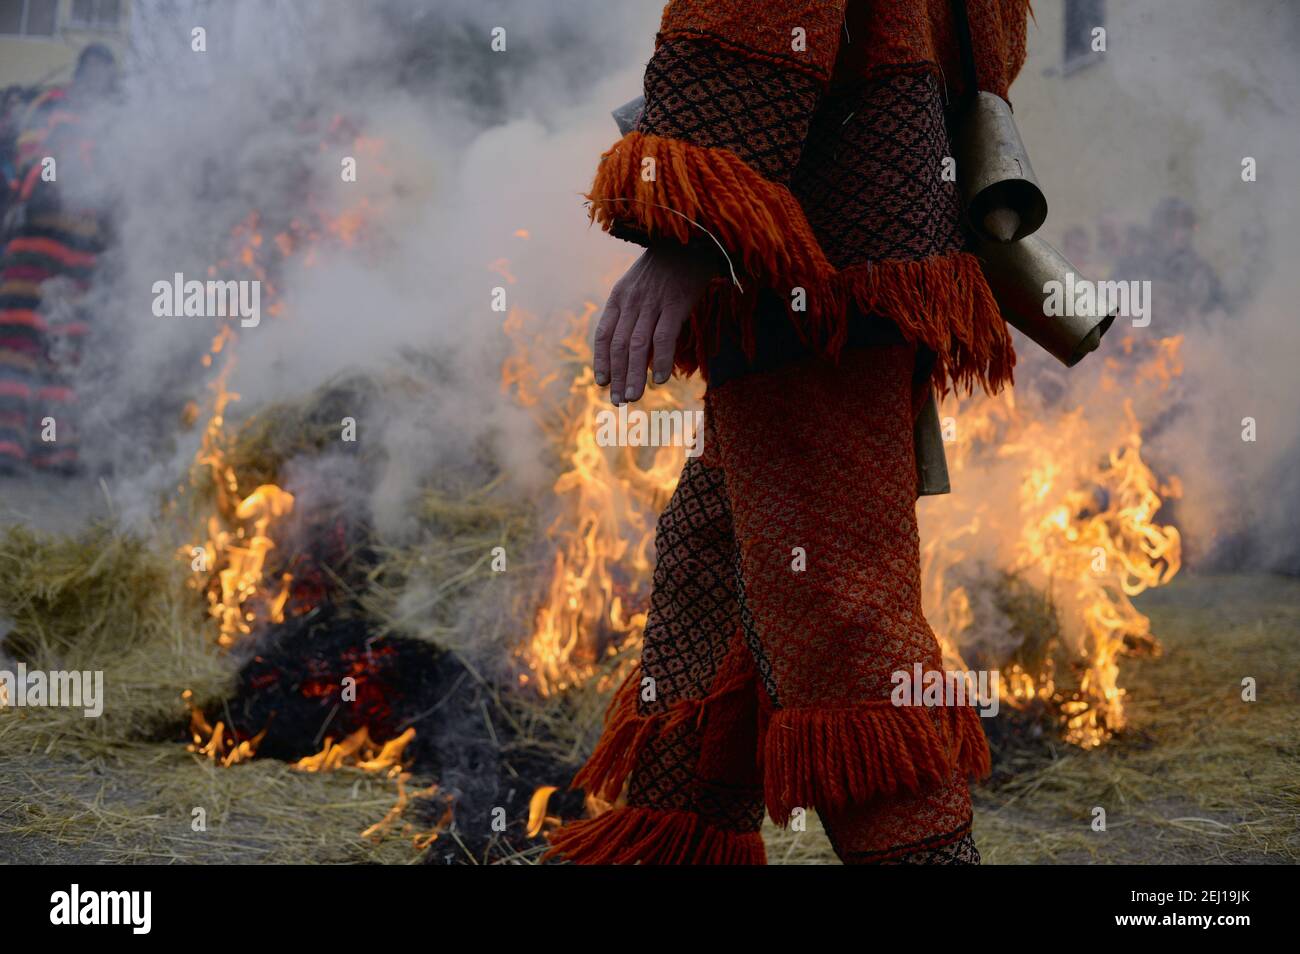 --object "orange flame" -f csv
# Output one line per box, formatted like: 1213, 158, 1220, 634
292, 726, 415, 775
177, 133, 443, 847
527, 785, 559, 838
509, 293, 1182, 747
186, 336, 296, 650
291, 726, 448, 846
504, 297, 696, 695
183, 689, 267, 767
922, 341, 1183, 746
